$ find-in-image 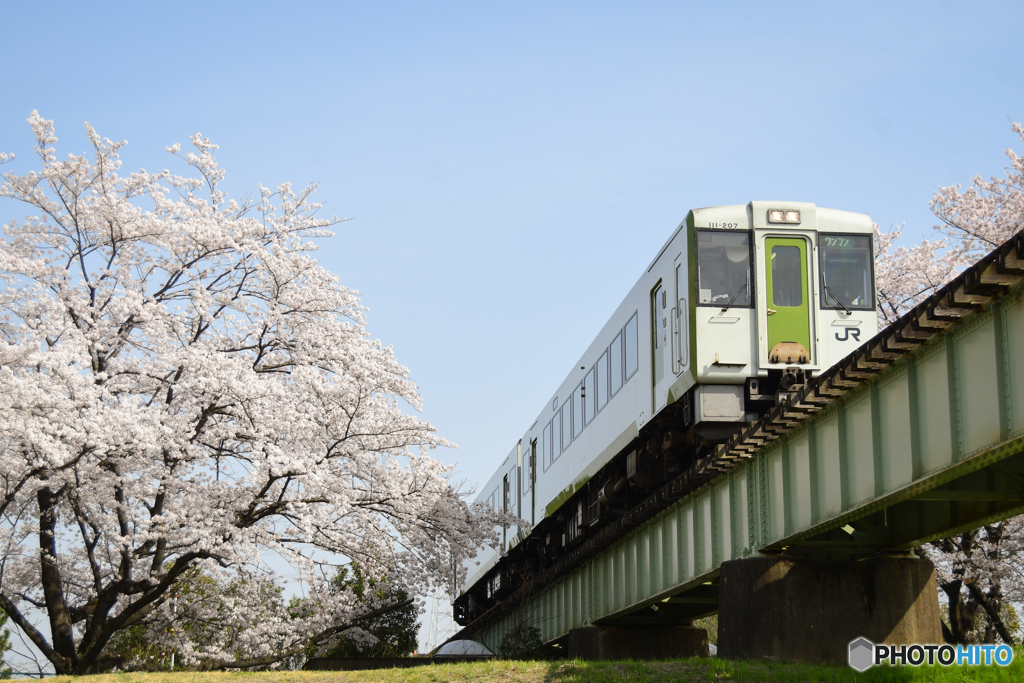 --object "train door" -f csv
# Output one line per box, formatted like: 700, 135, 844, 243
502, 473, 510, 547
764, 237, 811, 363
652, 281, 671, 412
516, 440, 523, 521
672, 256, 689, 374
529, 439, 537, 527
